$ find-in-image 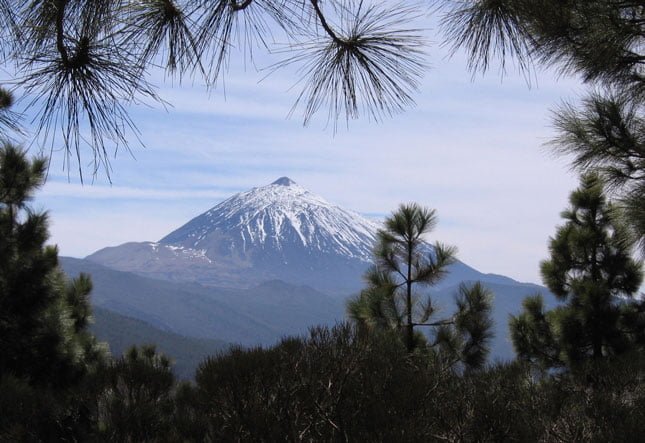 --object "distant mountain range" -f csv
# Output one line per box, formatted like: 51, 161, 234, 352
62, 257, 343, 345
65, 177, 556, 371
